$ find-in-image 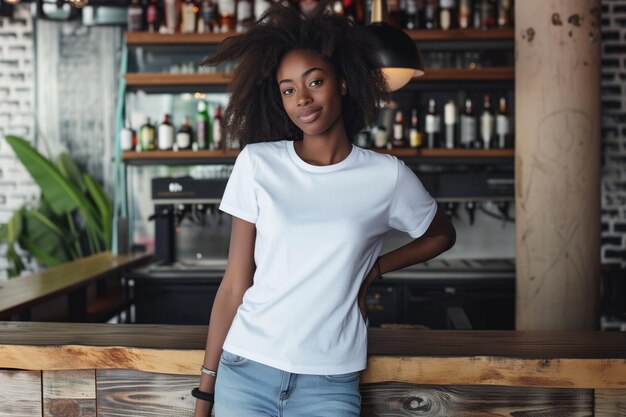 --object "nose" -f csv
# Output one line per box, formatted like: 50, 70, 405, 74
296, 90, 312, 107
